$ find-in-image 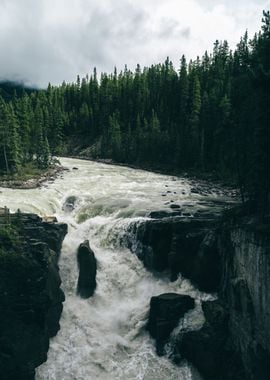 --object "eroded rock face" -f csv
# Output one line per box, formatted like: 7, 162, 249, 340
148, 293, 195, 355
134, 213, 270, 379
177, 301, 231, 380
217, 222, 270, 380
0, 213, 67, 380
174, 218, 270, 380
131, 216, 220, 292
77, 240, 97, 298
